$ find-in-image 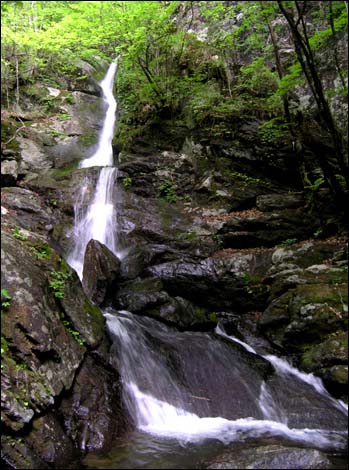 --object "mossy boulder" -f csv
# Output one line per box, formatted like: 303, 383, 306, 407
1, 230, 85, 430
58, 260, 105, 348
301, 332, 348, 399
259, 282, 347, 350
